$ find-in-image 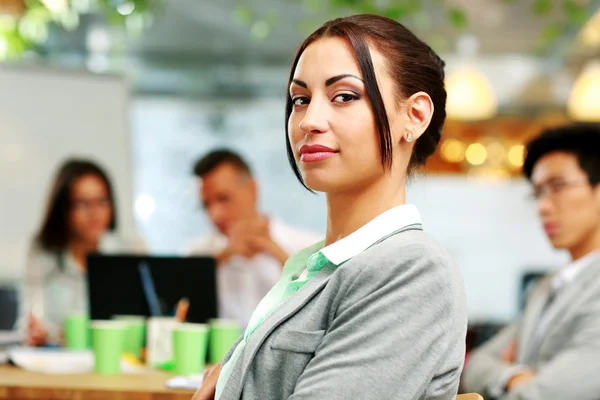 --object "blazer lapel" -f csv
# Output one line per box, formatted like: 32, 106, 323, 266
531, 259, 600, 350
518, 276, 553, 363
222, 264, 336, 400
